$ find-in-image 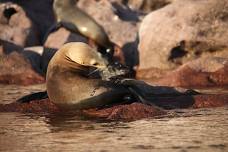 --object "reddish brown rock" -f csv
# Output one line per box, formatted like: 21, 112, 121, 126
0, 98, 60, 114
0, 2, 39, 46
83, 103, 166, 121
155, 57, 228, 87
193, 95, 228, 108
0, 93, 228, 121
0, 51, 44, 85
